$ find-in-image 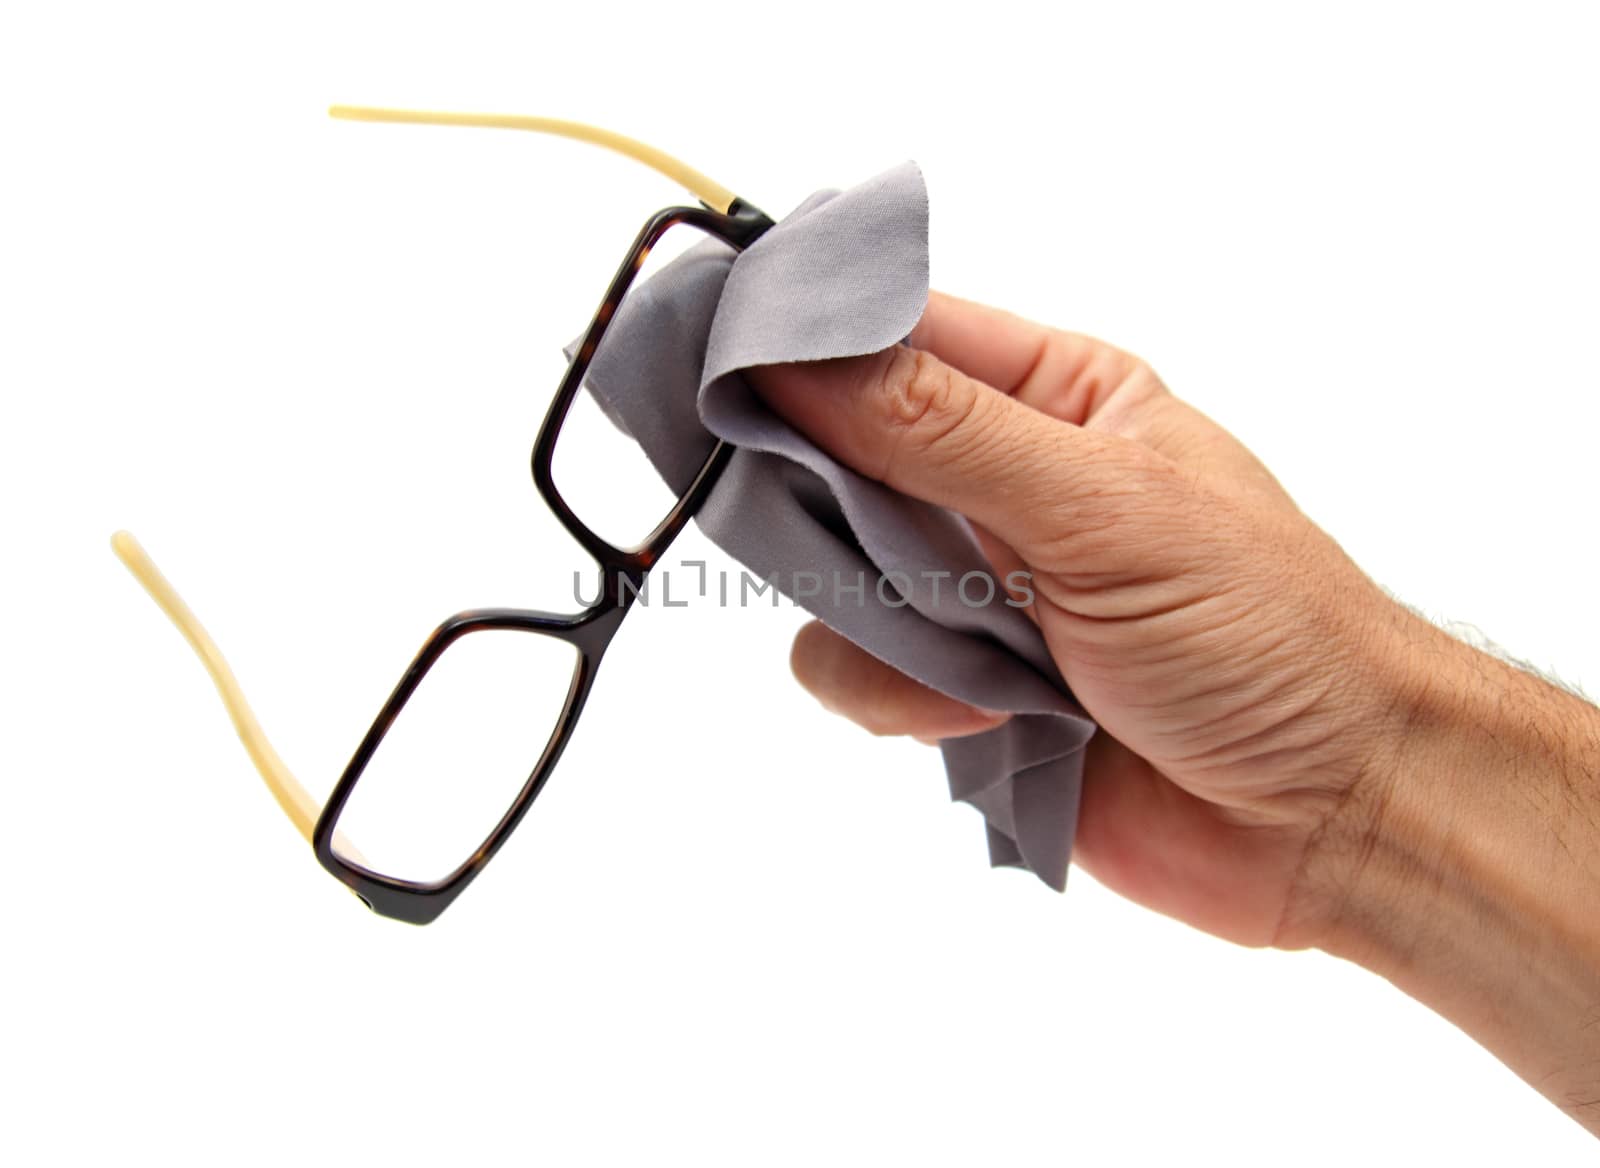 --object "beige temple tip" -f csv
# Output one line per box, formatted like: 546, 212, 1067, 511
110, 531, 320, 844
327, 104, 740, 214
